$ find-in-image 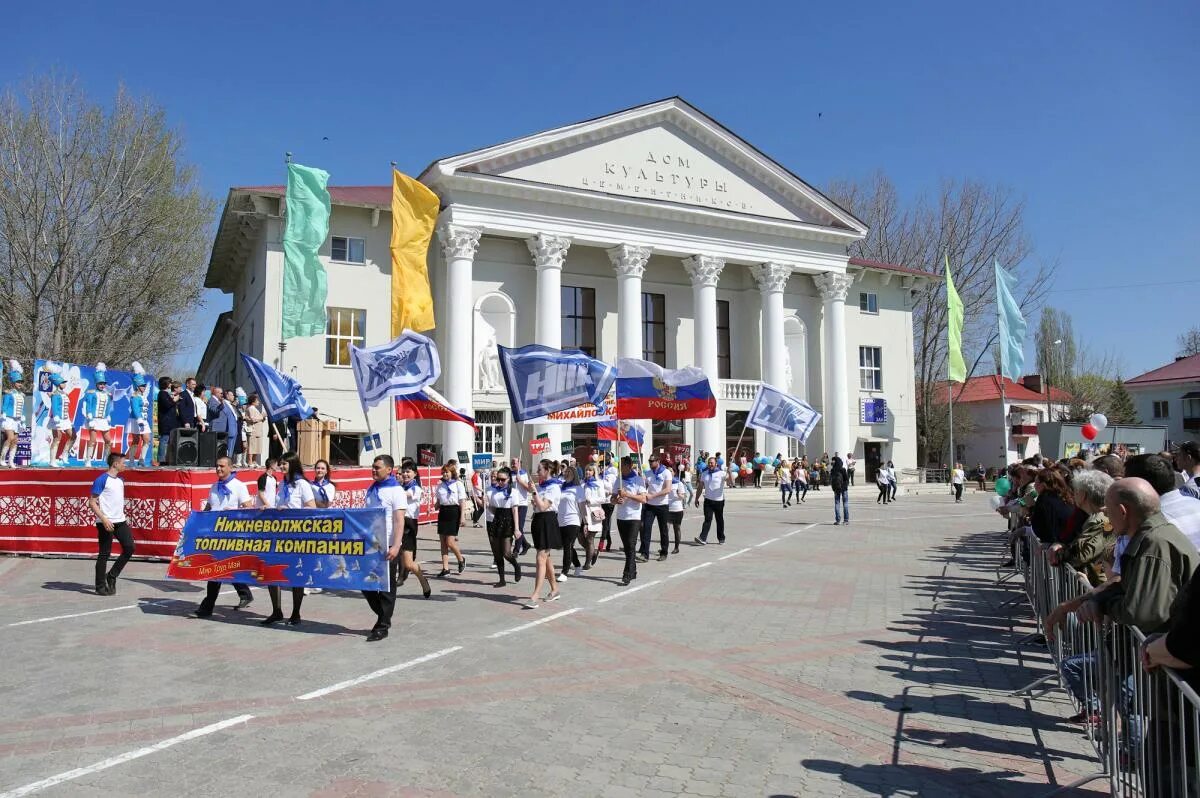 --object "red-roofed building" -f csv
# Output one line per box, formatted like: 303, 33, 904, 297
1125, 353, 1200, 441
928, 374, 1072, 466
